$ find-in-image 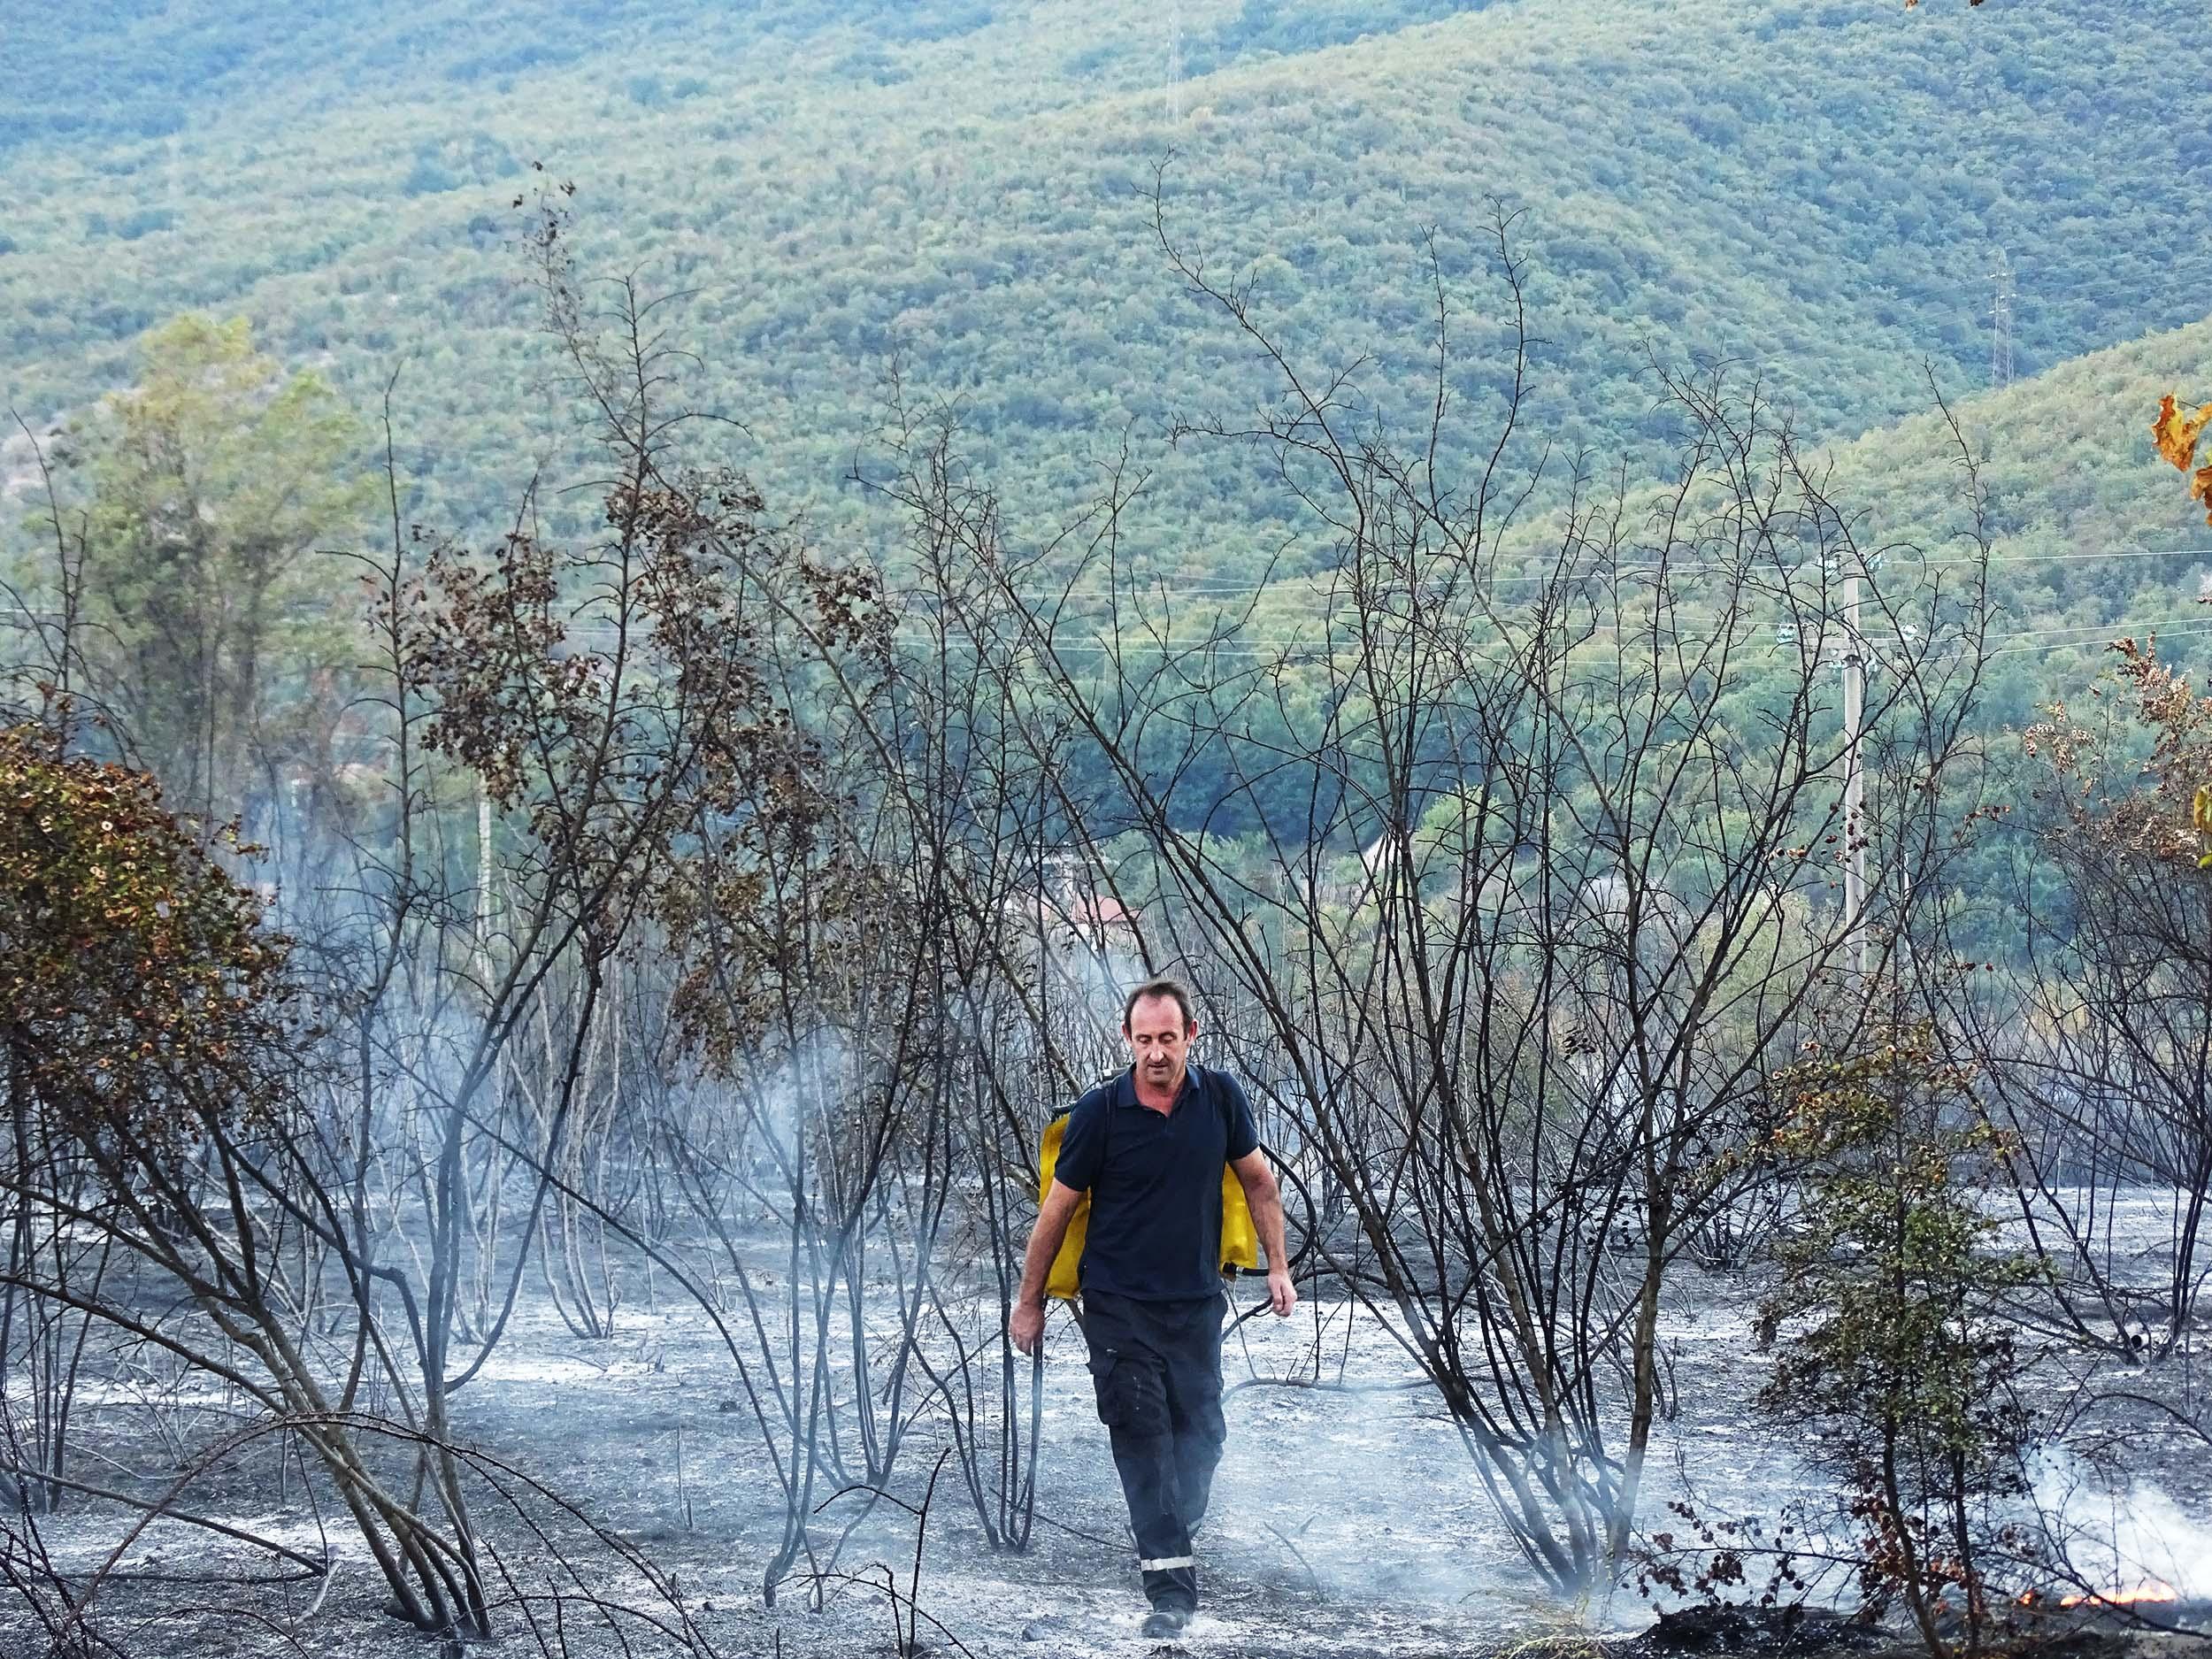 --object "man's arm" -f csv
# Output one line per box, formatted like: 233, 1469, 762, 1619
1230, 1149, 1298, 1317
1009, 1178, 1086, 1355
